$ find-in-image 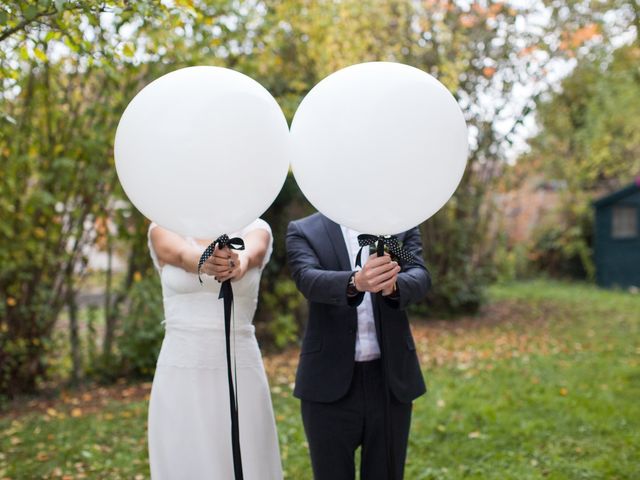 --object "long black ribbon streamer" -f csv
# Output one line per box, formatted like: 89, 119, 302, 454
355, 234, 415, 480
197, 234, 246, 480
